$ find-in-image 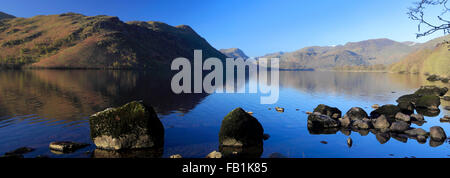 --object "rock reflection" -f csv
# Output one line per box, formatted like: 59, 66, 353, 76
92, 147, 164, 158
218, 145, 263, 158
